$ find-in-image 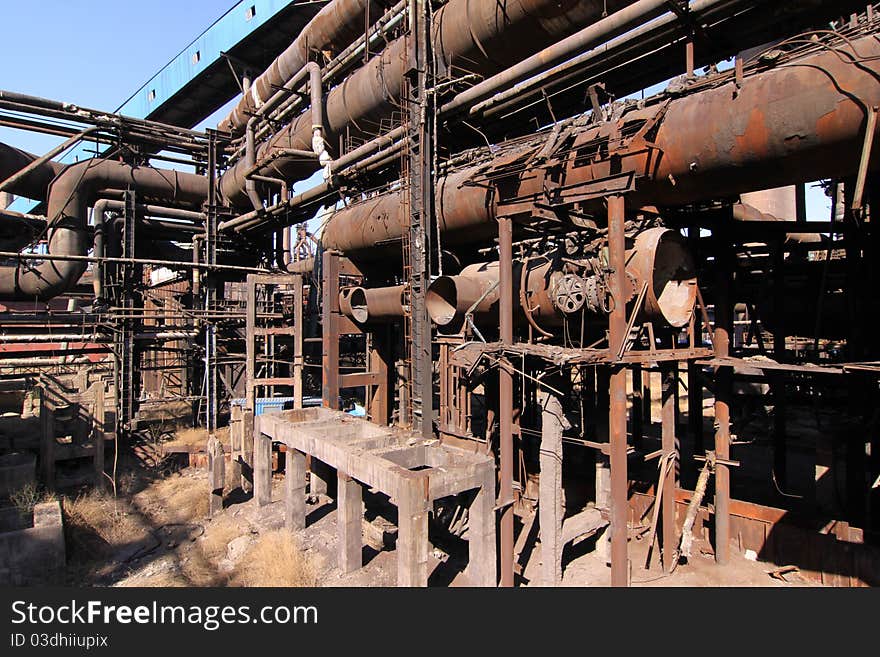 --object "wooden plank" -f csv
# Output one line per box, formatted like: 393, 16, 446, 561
253, 327, 297, 336
253, 377, 298, 387
339, 372, 384, 388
